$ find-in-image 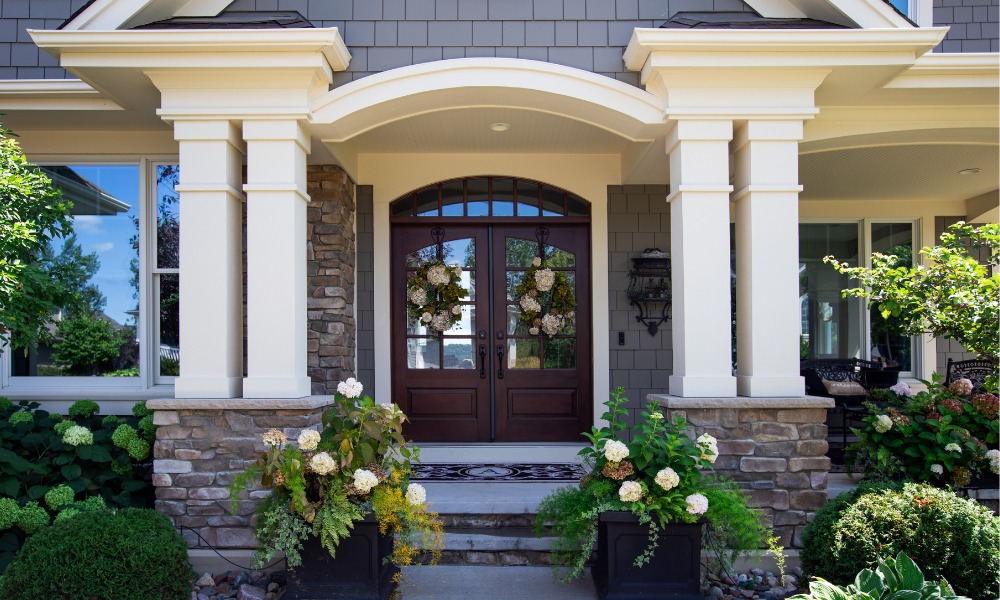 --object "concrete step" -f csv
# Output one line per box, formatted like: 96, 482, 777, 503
423, 481, 573, 515
417, 443, 587, 463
